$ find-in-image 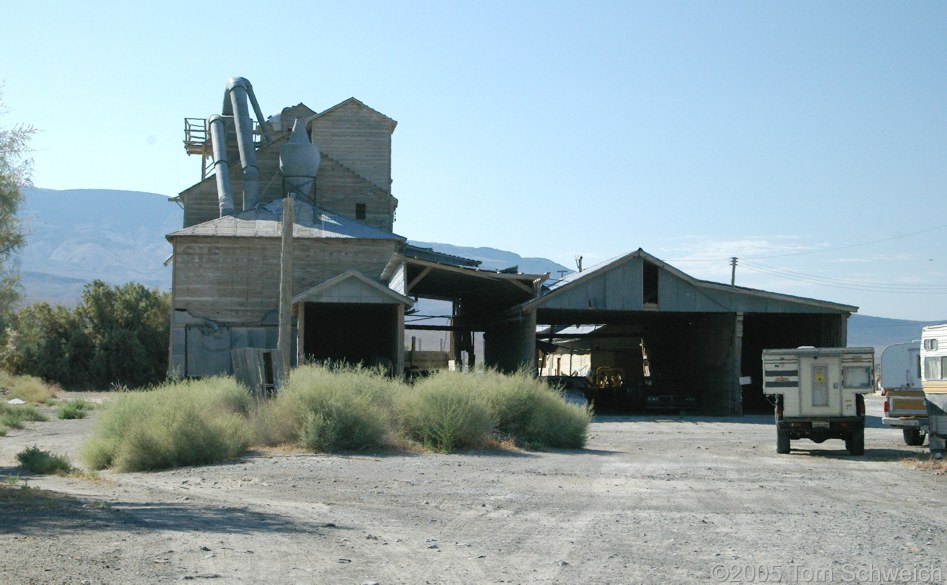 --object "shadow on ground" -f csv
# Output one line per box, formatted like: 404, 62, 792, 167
0, 482, 330, 537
